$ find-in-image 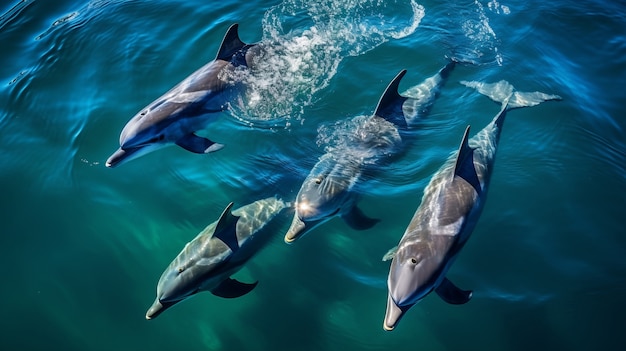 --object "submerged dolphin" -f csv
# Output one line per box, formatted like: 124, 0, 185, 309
146, 197, 288, 320
284, 63, 456, 243
107, 24, 259, 167
382, 80, 561, 331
